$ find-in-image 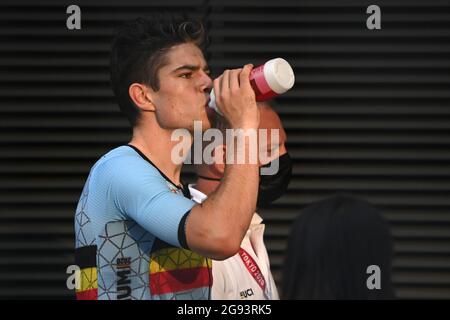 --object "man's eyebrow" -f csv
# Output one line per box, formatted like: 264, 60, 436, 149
172, 64, 210, 73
